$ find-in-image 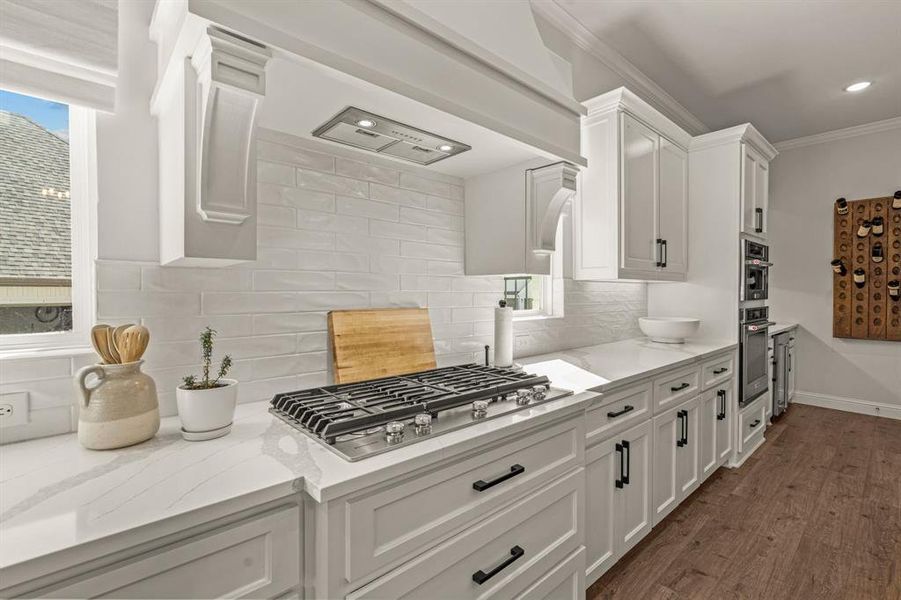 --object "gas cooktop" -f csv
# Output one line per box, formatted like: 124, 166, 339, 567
269, 364, 572, 461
